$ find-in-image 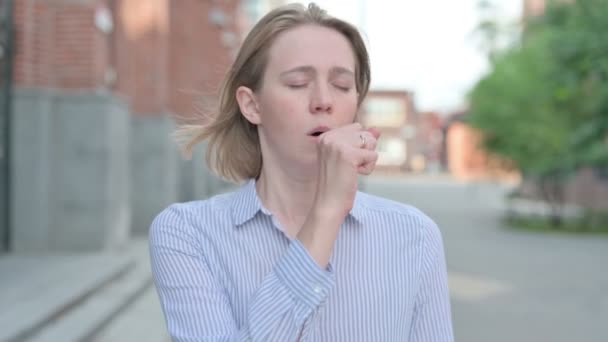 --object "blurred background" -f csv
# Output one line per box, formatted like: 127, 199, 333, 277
0, 0, 606, 341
